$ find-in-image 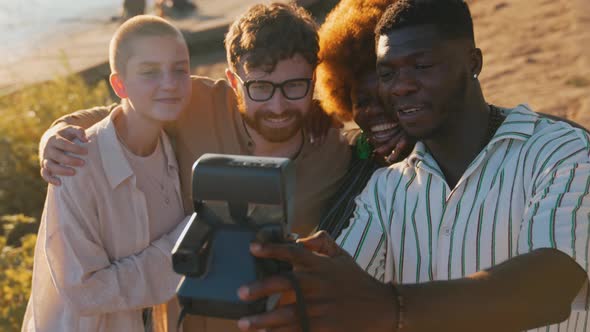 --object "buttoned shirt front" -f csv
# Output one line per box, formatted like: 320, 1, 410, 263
22, 107, 189, 332
338, 105, 590, 332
